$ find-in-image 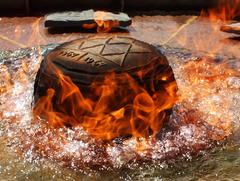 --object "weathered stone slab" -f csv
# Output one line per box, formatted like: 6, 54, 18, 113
44, 10, 132, 28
